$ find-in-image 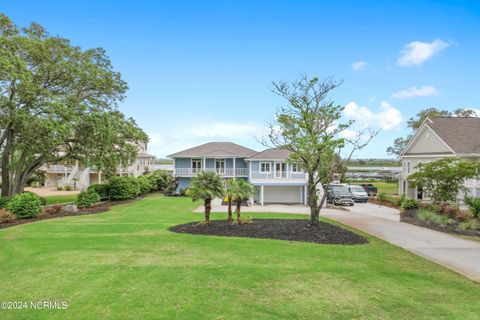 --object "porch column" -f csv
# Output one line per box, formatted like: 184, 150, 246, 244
260, 185, 264, 205
233, 157, 236, 177
304, 185, 307, 205
99, 171, 102, 184
203, 157, 206, 172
